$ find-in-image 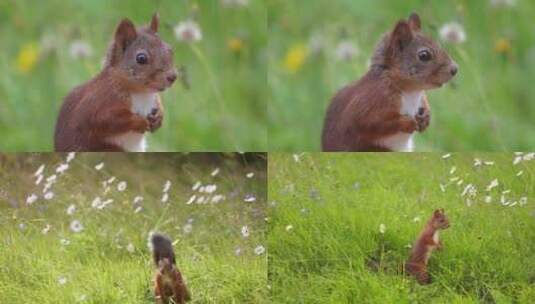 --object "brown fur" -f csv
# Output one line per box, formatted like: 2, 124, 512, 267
322, 13, 457, 151
405, 208, 450, 284
54, 13, 177, 152
152, 234, 190, 304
